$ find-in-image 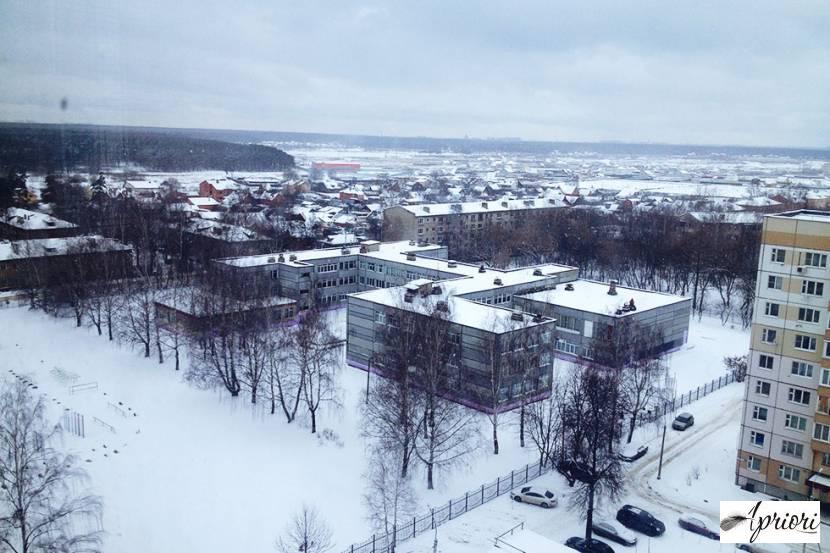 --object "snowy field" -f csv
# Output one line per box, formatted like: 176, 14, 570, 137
0, 306, 751, 552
